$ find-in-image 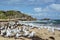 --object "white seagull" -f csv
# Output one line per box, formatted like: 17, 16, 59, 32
28, 31, 35, 38
23, 30, 29, 37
